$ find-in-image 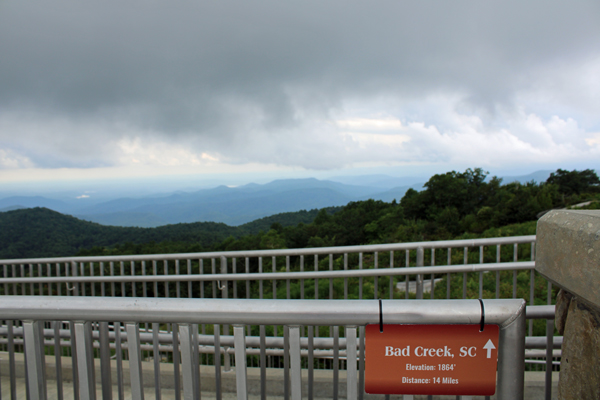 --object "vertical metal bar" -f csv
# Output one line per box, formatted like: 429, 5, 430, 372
345, 326, 358, 400
405, 250, 409, 300
416, 247, 424, 299
463, 247, 468, 299
38, 263, 43, 295
80, 262, 86, 296
176, 260, 181, 298
258, 257, 263, 299
131, 261, 136, 297
53, 321, 64, 400
286, 256, 291, 300
389, 251, 394, 300
300, 255, 305, 300
373, 252, 378, 299
110, 262, 115, 297
545, 319, 553, 400
71, 321, 81, 400
126, 323, 145, 400
74, 321, 96, 400
192, 326, 201, 398
214, 324, 222, 400
234, 325, 248, 400
47, 263, 53, 296
120, 262, 125, 297
430, 248, 435, 300
358, 326, 365, 400
179, 324, 197, 400
447, 248, 451, 299
72, 261, 80, 296
143, 261, 148, 298
21, 264, 26, 295
496, 302, 526, 400
333, 326, 339, 400
329, 254, 334, 300
164, 260, 170, 298
496, 245, 501, 299
115, 322, 124, 400
259, 325, 266, 400
272, 256, 277, 301
23, 320, 47, 400
153, 261, 158, 298
344, 253, 349, 300
233, 258, 238, 299
8, 319, 17, 400
99, 322, 112, 400
358, 253, 363, 300
152, 322, 162, 400
307, 326, 314, 400
99, 261, 105, 297
314, 255, 319, 301
287, 325, 301, 400
284, 326, 290, 400
513, 244, 518, 298
173, 324, 182, 400
479, 246, 484, 299
529, 243, 535, 337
